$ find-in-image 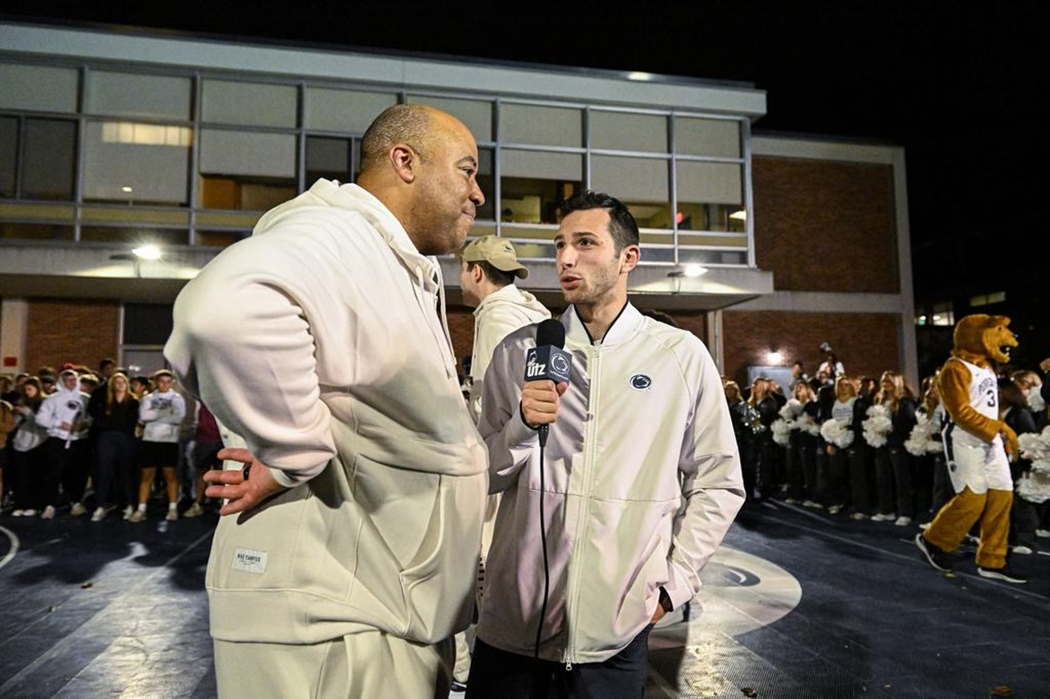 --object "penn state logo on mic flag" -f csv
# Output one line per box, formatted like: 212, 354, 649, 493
630, 374, 652, 391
